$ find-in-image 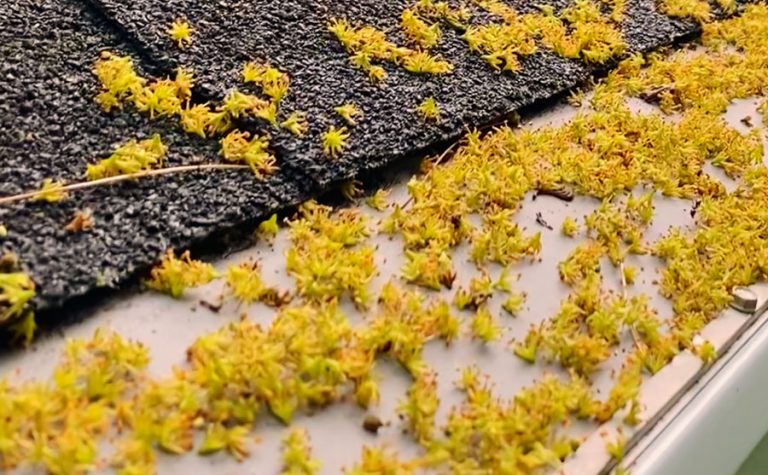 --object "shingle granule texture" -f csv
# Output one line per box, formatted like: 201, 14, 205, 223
87, 0, 710, 189
0, 0, 309, 312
